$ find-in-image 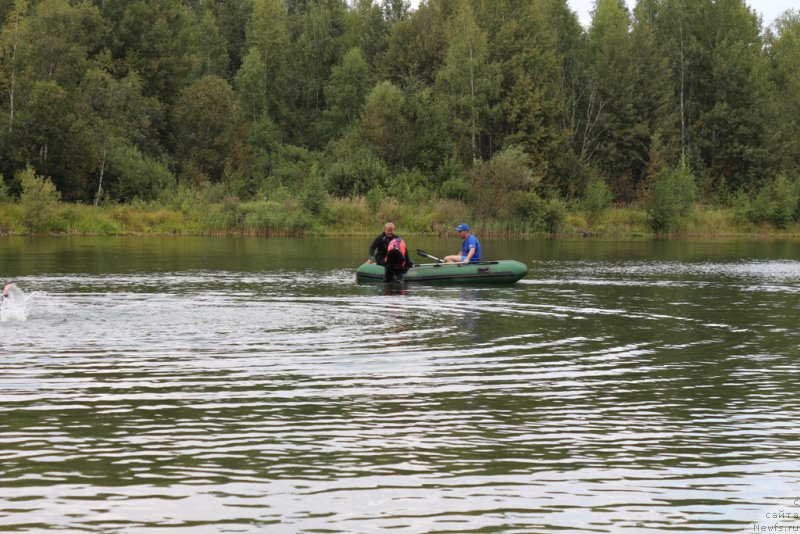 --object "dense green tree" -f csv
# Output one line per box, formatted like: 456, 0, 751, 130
582, 0, 676, 200
322, 126, 388, 197
194, 10, 229, 78
646, 163, 696, 234
24, 0, 105, 87
99, 0, 200, 104
582, 175, 613, 224
584, 0, 637, 187
650, 0, 770, 190
76, 68, 153, 204
243, 0, 291, 125
342, 0, 387, 68
106, 146, 174, 202
360, 80, 407, 166
379, 0, 450, 86
435, 1, 500, 164
322, 47, 370, 138
401, 85, 451, 175
467, 146, 537, 218
7, 0, 108, 199
488, 0, 571, 191
173, 75, 250, 184
17, 164, 62, 232
381, 0, 409, 25
639, 0, 694, 161
765, 10, 800, 177
0, 0, 794, 210
15, 79, 88, 198
0, 0, 27, 135
630, 2, 680, 179
214, 0, 253, 77
697, 0, 771, 190
288, 0, 348, 146
531, 0, 599, 194
236, 48, 269, 125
